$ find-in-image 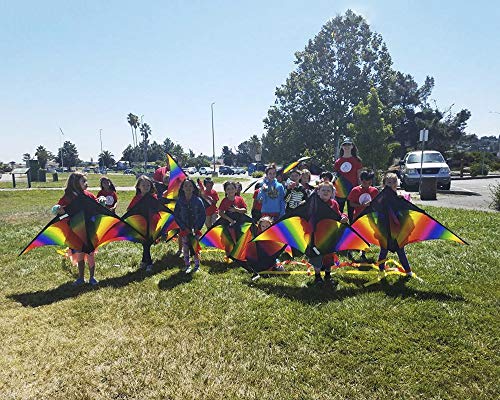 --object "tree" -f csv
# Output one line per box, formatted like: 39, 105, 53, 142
261, 10, 439, 166
235, 135, 262, 165
98, 150, 116, 168
140, 123, 152, 168
348, 87, 396, 171
221, 146, 235, 165
127, 113, 140, 147
22, 153, 31, 163
55, 141, 80, 168
35, 145, 53, 169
